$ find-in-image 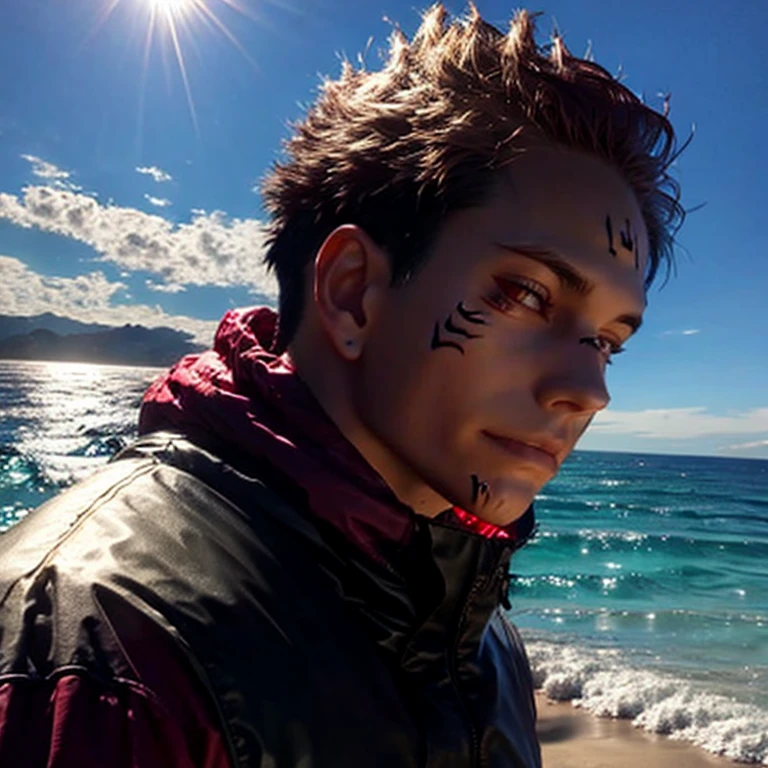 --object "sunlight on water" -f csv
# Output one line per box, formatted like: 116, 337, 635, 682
0, 360, 160, 527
